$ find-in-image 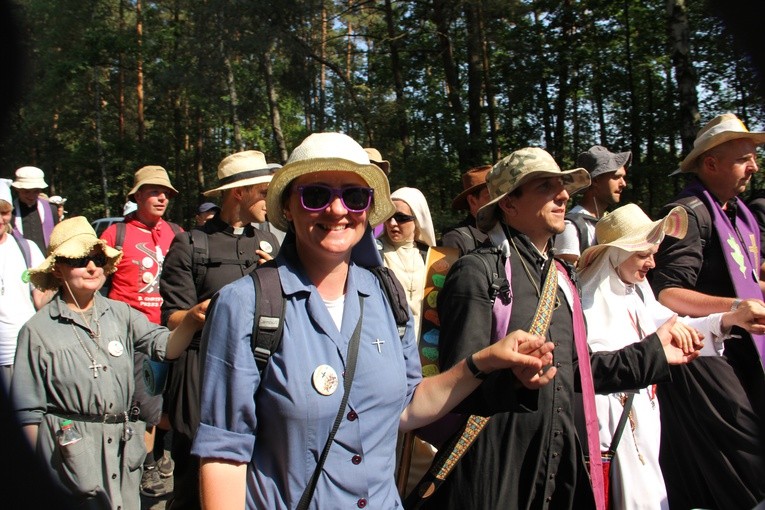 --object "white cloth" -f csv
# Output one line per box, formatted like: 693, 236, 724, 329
0, 235, 44, 366
554, 204, 597, 257
579, 246, 726, 510
382, 238, 426, 341
390, 187, 436, 247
